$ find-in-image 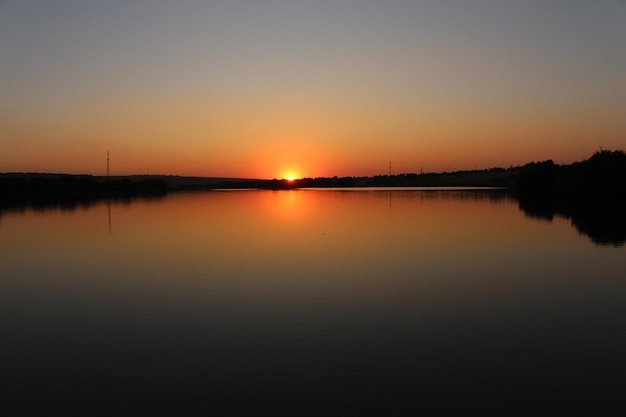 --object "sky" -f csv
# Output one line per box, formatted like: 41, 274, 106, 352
1, 0, 625, 179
